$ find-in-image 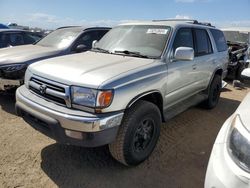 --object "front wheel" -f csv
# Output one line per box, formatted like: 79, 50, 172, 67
202, 75, 222, 109
109, 100, 161, 166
